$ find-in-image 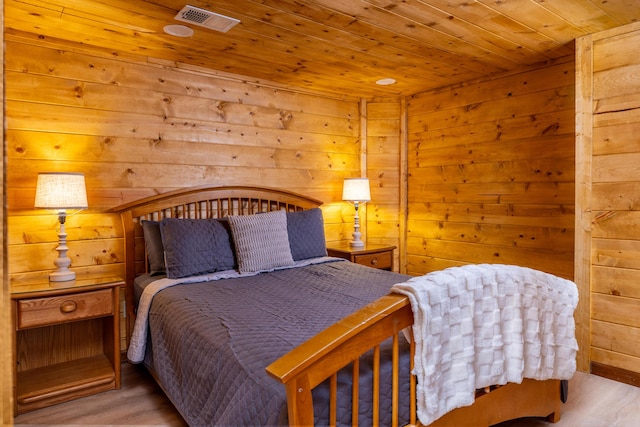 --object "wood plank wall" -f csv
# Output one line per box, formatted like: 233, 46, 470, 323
406, 58, 576, 280
1, 1, 15, 421
4, 34, 370, 288
576, 21, 640, 383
